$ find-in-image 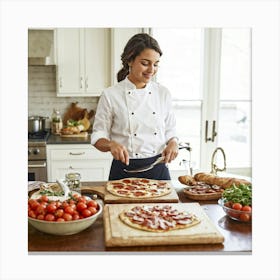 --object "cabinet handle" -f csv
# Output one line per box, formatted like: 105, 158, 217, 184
85, 77, 88, 89
80, 77, 83, 89
59, 77, 62, 88
211, 120, 218, 141
205, 120, 212, 142
69, 152, 85, 156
